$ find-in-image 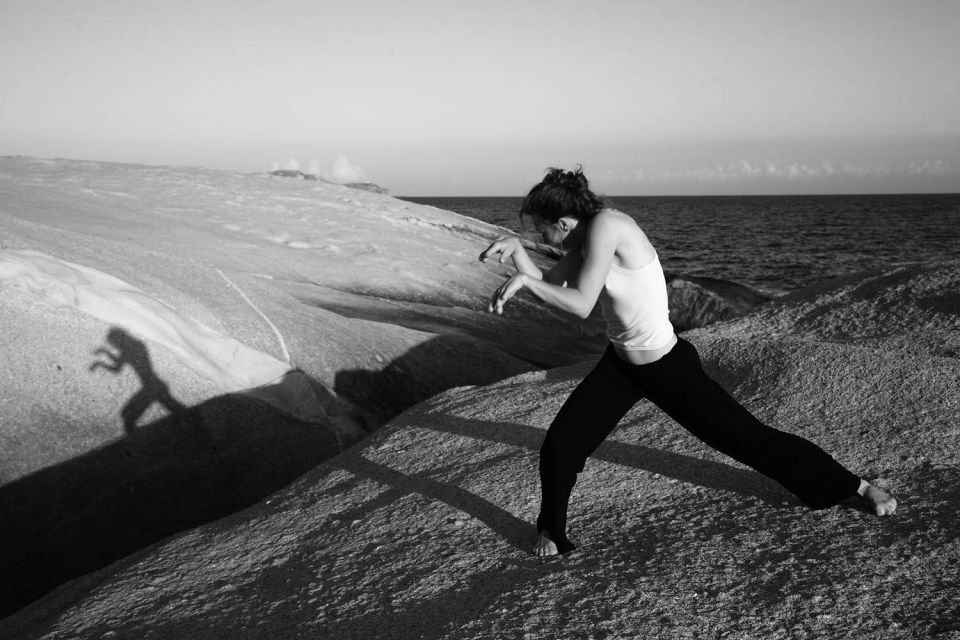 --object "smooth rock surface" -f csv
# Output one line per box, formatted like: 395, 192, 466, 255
3, 254, 958, 636
0, 156, 599, 616
4, 157, 953, 637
